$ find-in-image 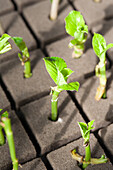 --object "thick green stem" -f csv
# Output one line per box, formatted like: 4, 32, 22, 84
82, 143, 91, 169
51, 90, 60, 121
24, 60, 32, 78
0, 126, 5, 145
2, 117, 18, 170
